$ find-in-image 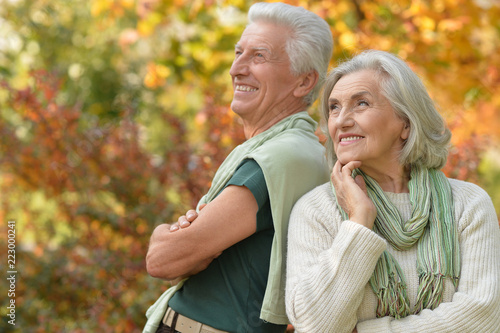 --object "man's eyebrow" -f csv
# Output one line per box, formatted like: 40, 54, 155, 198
234, 44, 271, 53
251, 46, 271, 53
